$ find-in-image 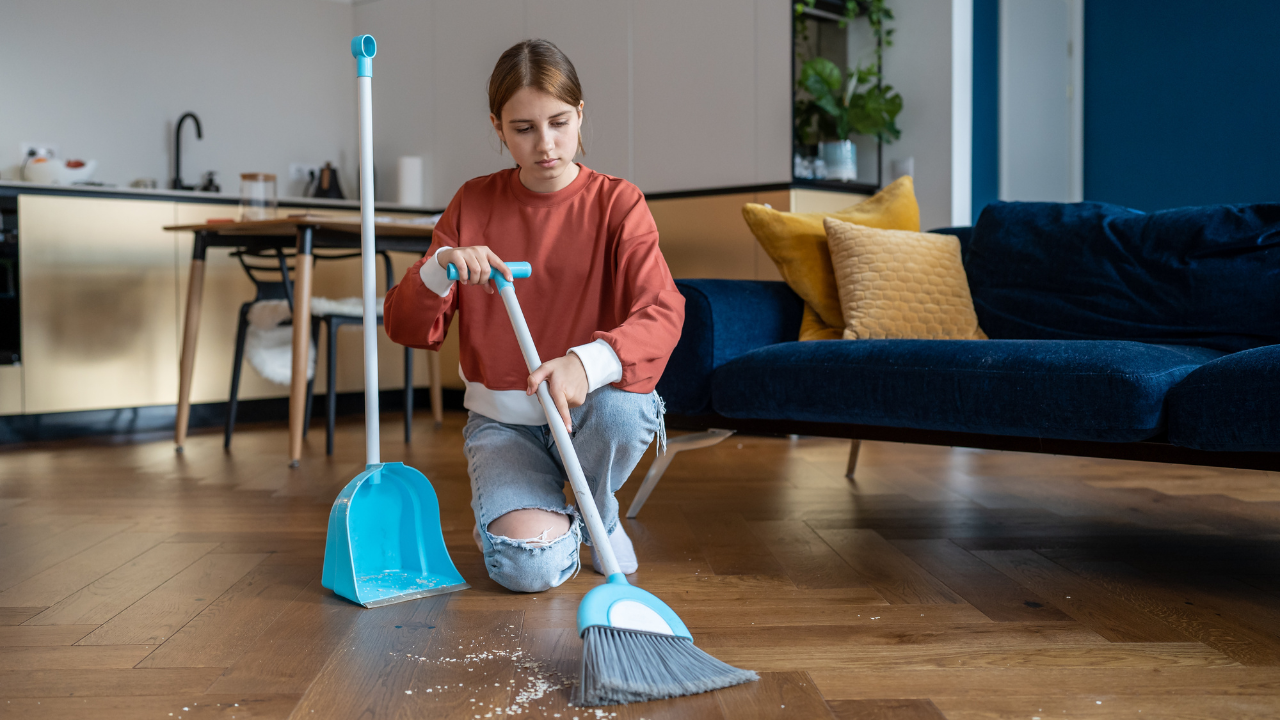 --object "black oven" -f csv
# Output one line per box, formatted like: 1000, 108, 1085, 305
0, 196, 18, 364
